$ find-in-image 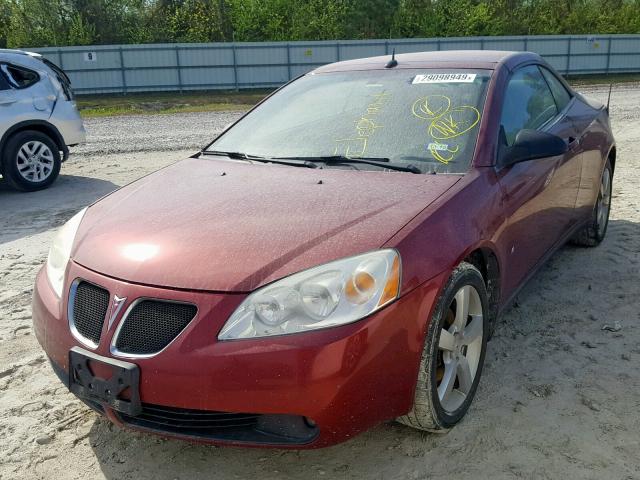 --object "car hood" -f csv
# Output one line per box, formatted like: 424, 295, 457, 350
72, 158, 459, 292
